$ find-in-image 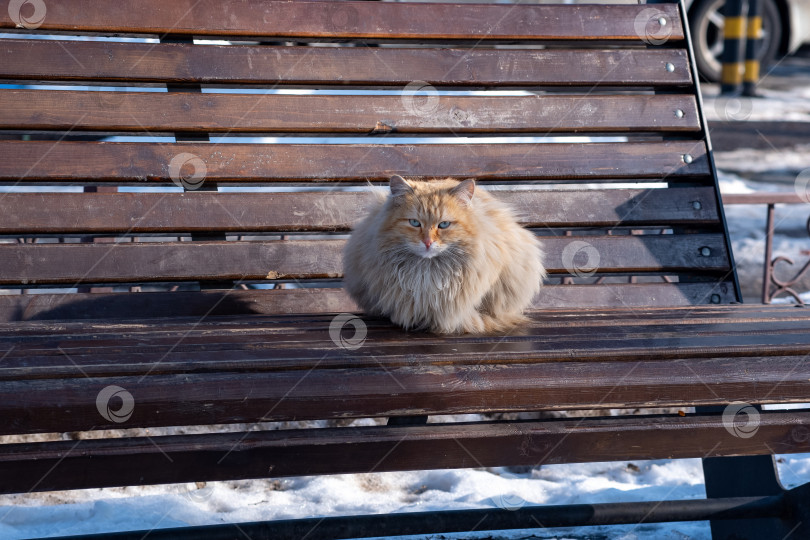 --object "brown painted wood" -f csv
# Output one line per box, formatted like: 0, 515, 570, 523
0, 2, 684, 42
0, 240, 344, 284
0, 141, 711, 184
4, 305, 810, 371
0, 287, 355, 322
7, 308, 810, 378
0, 412, 806, 494
0, 40, 693, 87
536, 281, 736, 308
7, 303, 802, 340
0, 233, 730, 285
0, 90, 701, 134
0, 282, 738, 323
0, 187, 720, 235
6, 303, 799, 342
0, 303, 796, 335
2, 350, 810, 434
